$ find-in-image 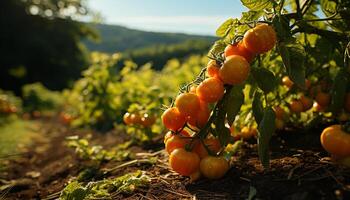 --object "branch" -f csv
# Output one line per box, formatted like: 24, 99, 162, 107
292, 24, 348, 42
